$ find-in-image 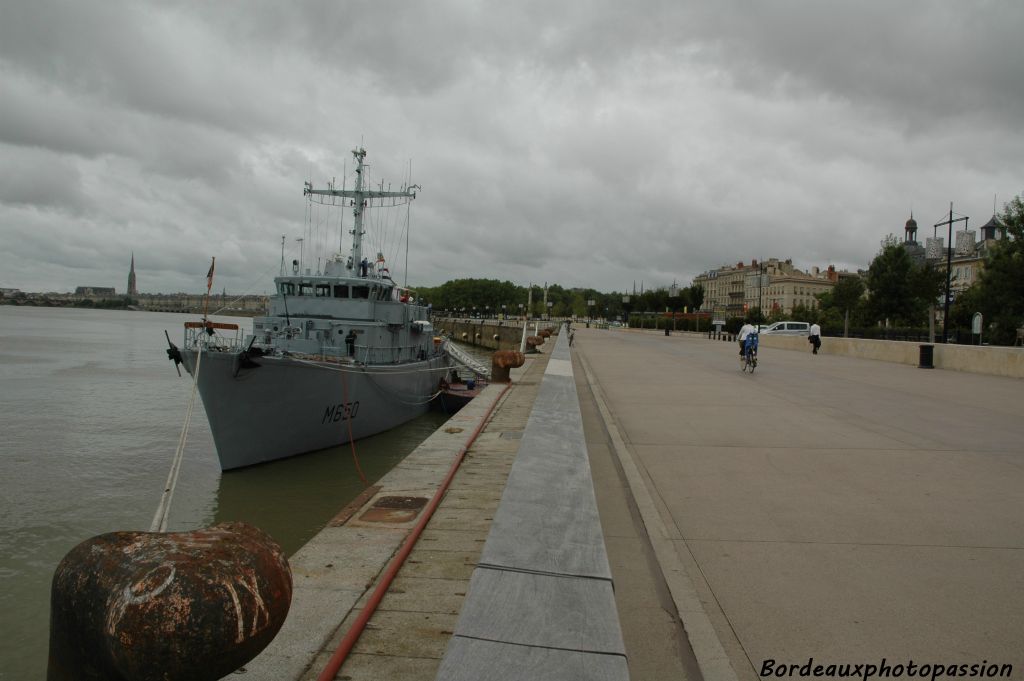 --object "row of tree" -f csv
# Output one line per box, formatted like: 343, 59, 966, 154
414, 279, 706, 321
